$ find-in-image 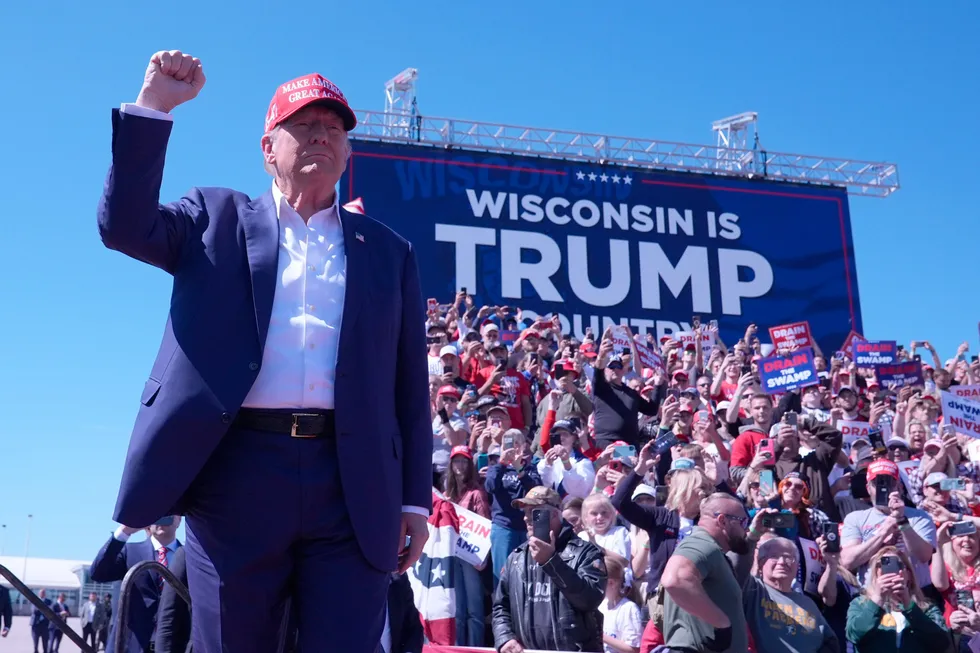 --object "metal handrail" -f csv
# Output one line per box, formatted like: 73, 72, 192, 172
114, 560, 192, 653
0, 564, 95, 652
